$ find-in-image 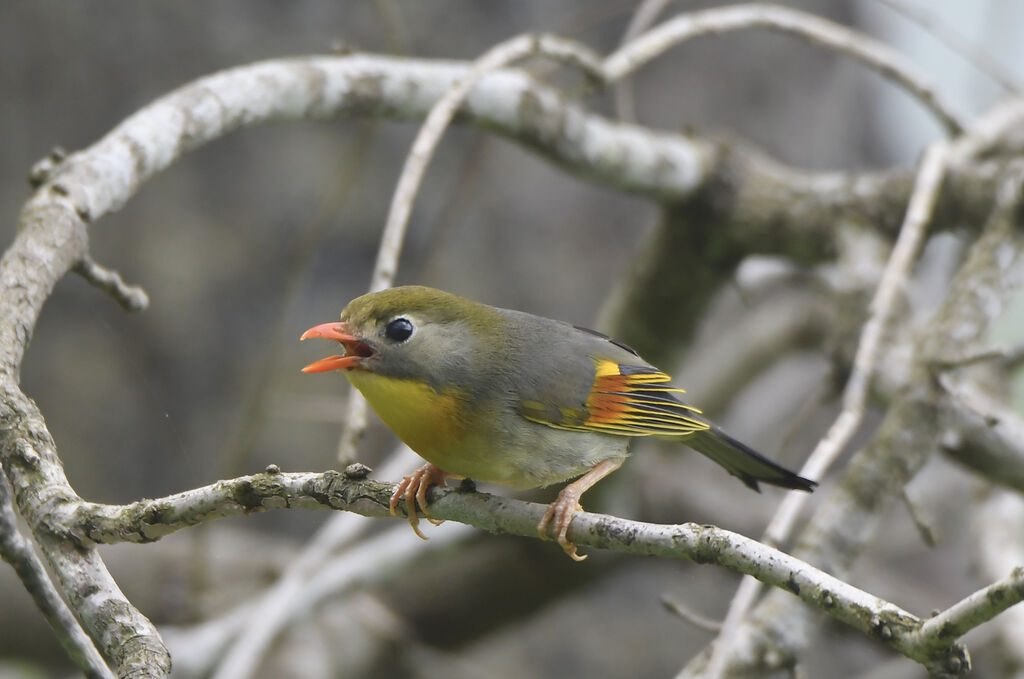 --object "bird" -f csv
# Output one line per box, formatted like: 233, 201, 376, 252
301, 285, 815, 560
